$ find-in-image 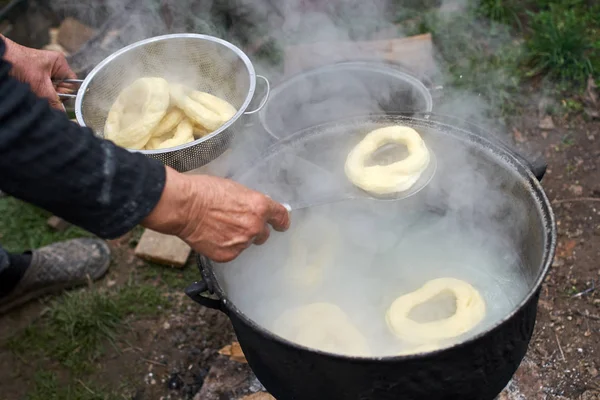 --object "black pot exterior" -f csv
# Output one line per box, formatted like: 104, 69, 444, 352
187, 114, 556, 400
227, 290, 539, 400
